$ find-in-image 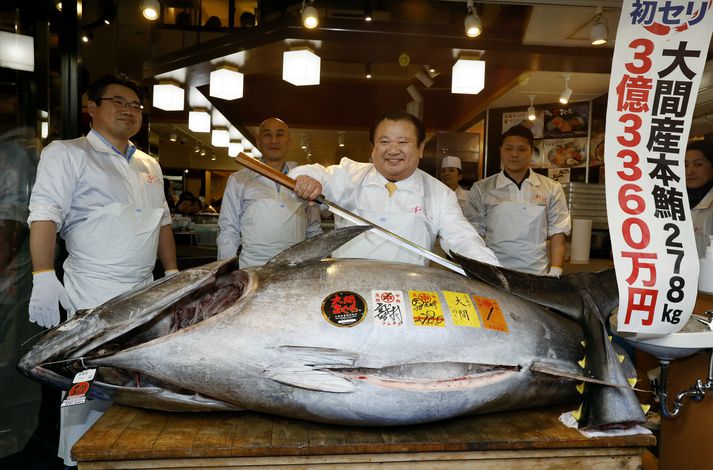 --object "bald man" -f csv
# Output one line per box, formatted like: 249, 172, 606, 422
217, 118, 322, 266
